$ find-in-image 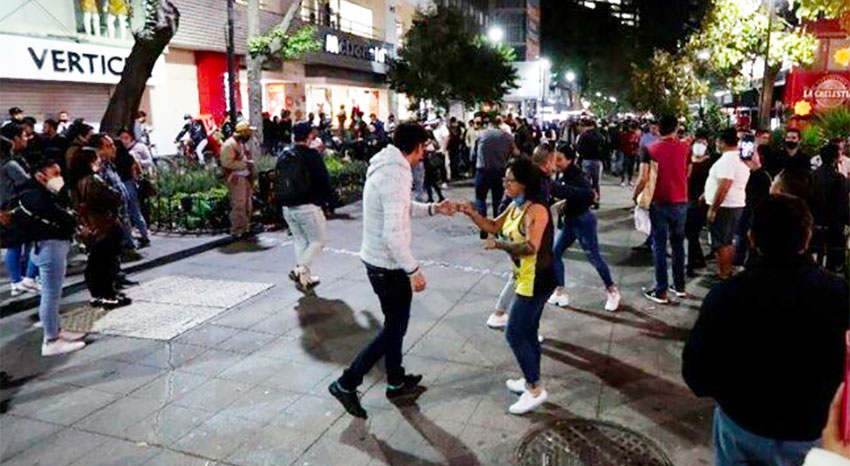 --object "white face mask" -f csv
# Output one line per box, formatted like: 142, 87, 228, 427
46, 176, 65, 193
692, 142, 707, 157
